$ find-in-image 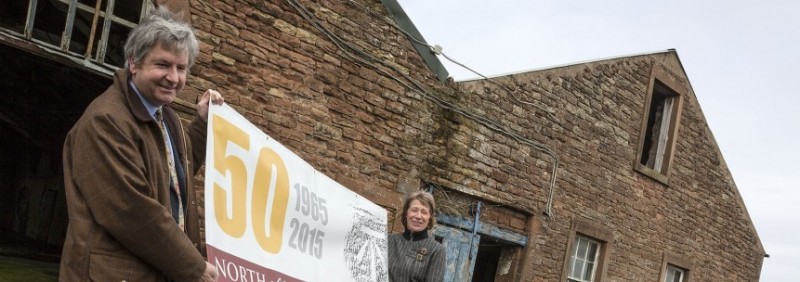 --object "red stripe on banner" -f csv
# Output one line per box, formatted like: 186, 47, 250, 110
207, 245, 304, 282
